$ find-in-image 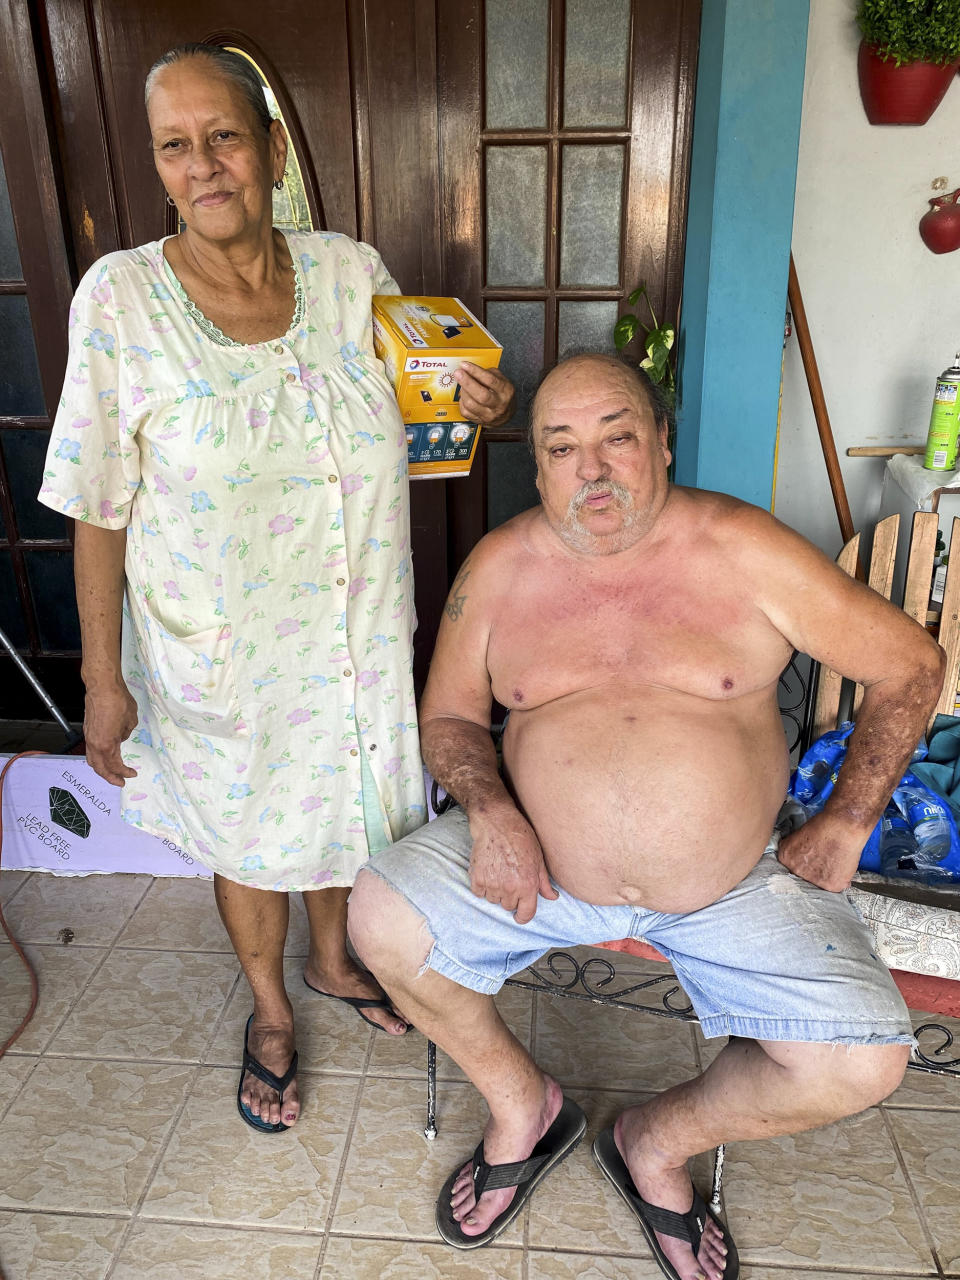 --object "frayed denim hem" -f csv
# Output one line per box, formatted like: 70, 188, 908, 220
697, 1012, 915, 1048
424, 946, 507, 996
